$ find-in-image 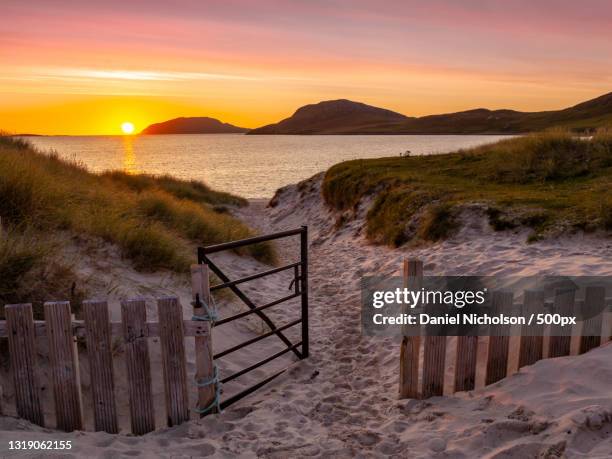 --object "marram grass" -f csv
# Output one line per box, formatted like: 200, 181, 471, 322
323, 130, 612, 246
0, 136, 275, 310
